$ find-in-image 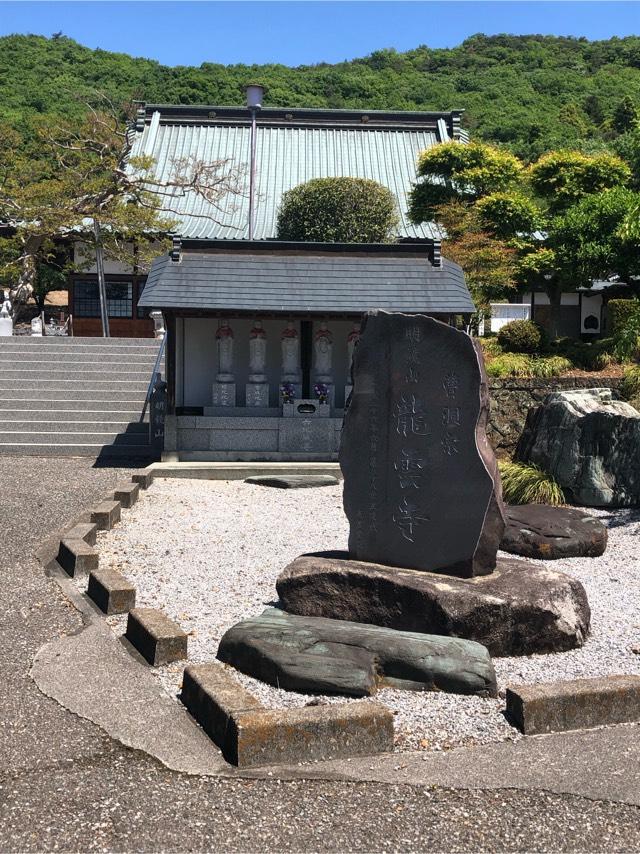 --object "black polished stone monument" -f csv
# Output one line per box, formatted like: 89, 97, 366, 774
340, 311, 505, 577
